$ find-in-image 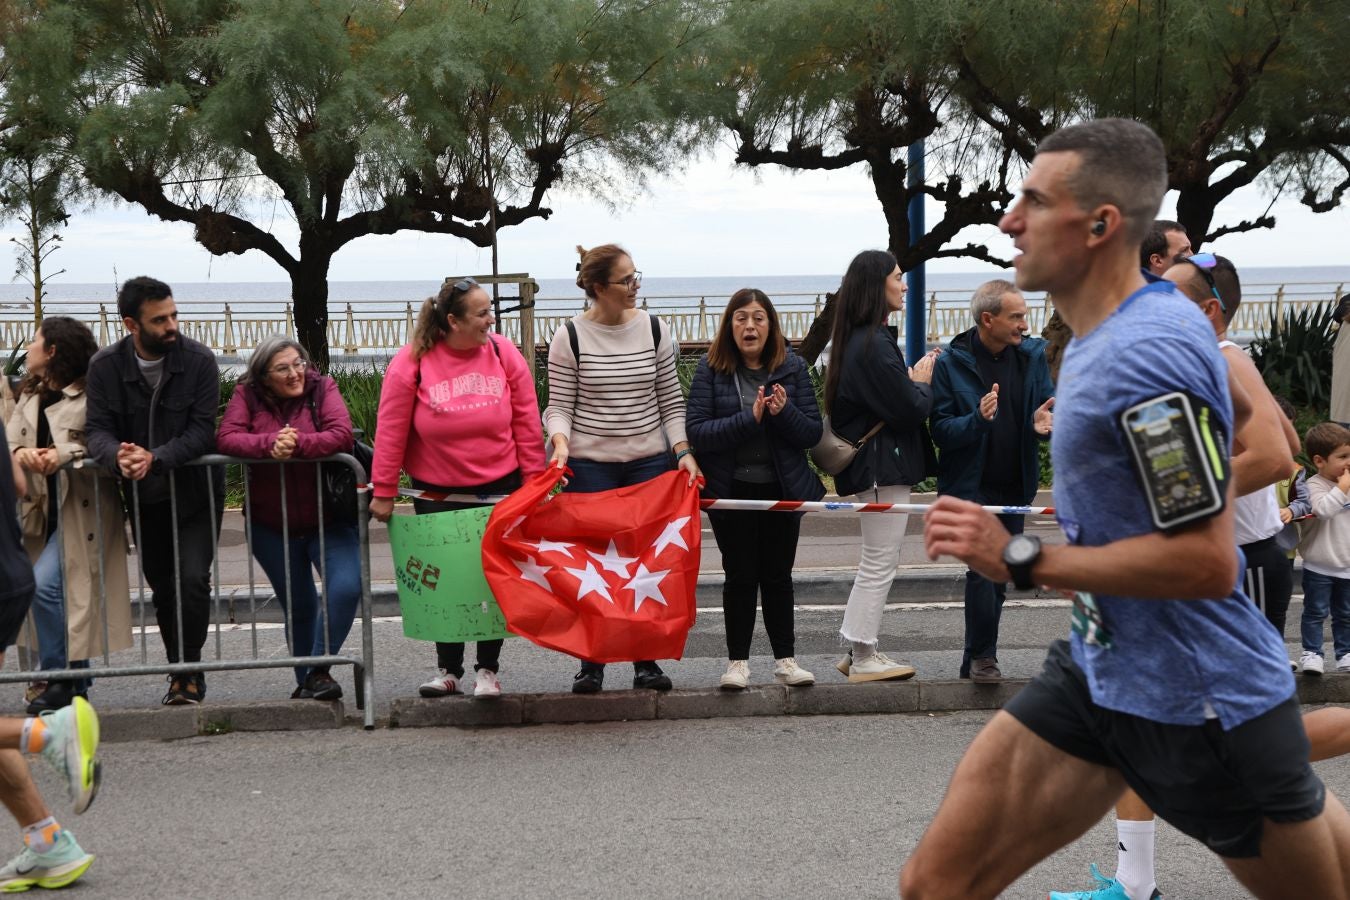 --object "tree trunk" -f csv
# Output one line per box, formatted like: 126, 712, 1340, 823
798, 292, 837, 365
290, 242, 335, 372
1174, 186, 1218, 252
